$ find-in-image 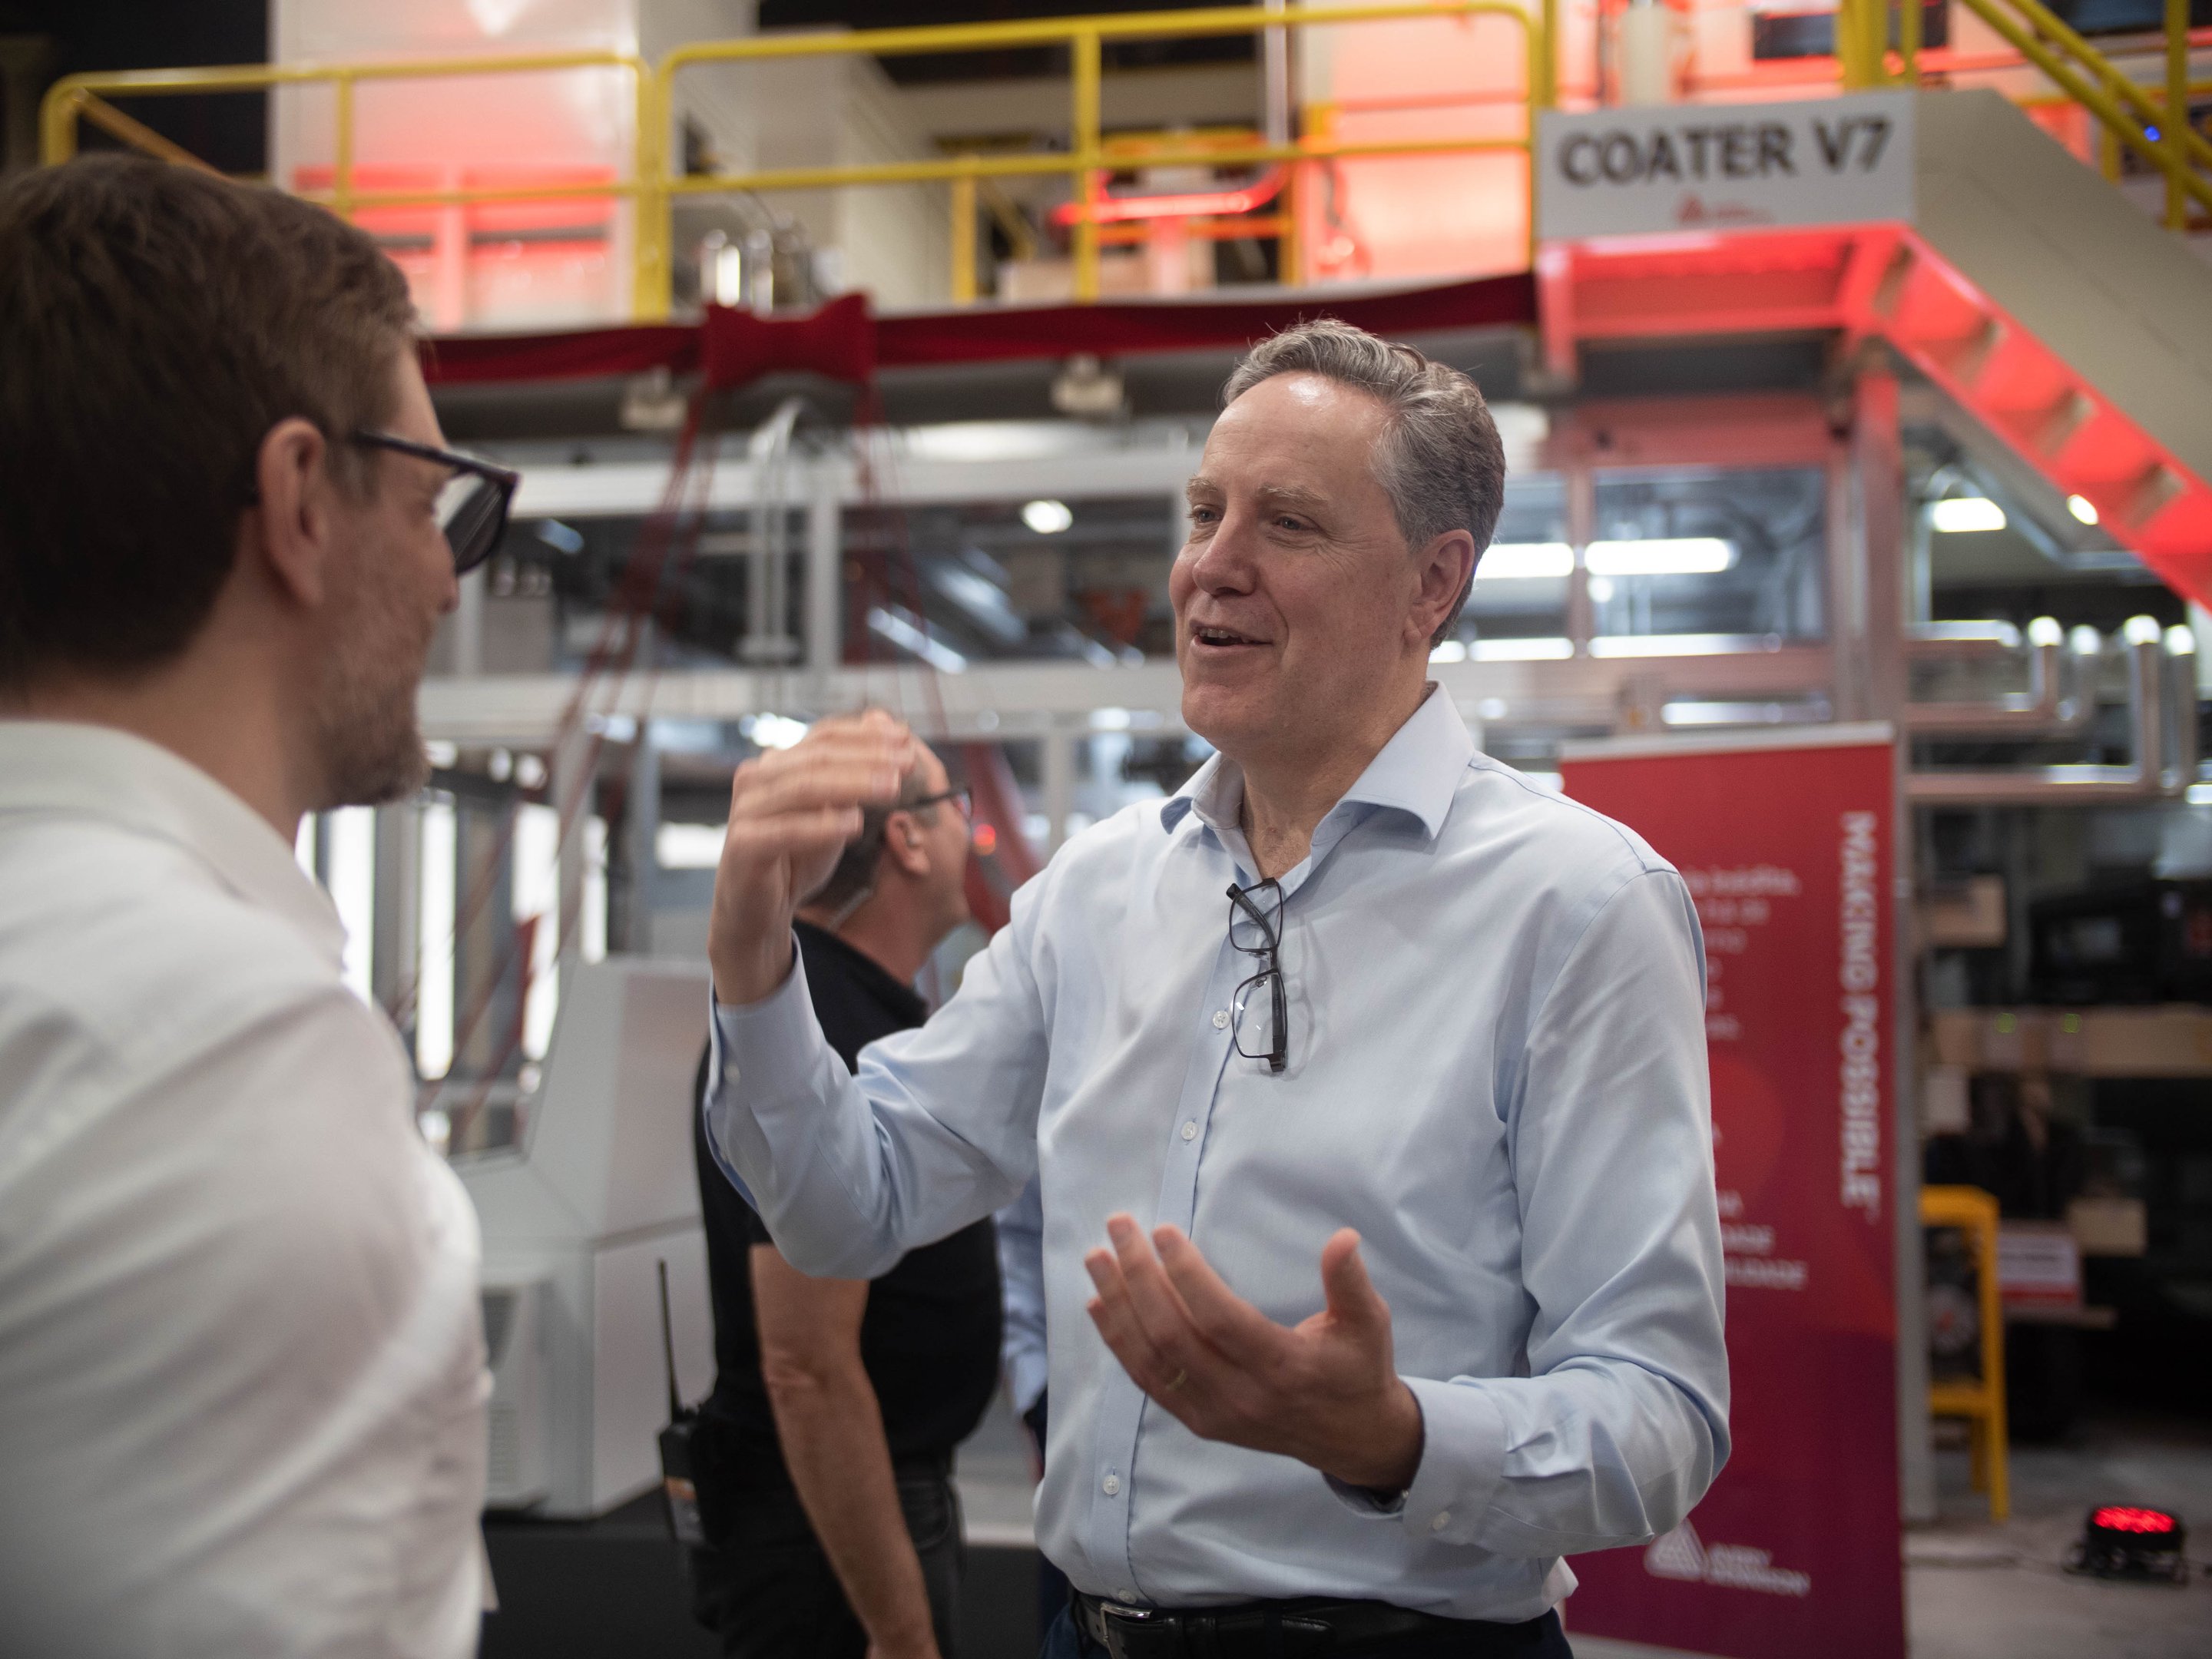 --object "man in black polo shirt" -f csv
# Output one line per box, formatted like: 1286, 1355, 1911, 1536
689, 744, 1000, 1659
